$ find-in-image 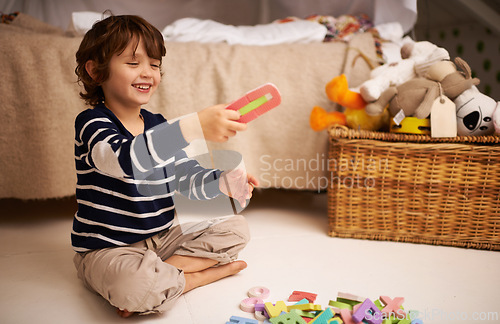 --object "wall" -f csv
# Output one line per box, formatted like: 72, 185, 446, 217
413, 0, 500, 101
